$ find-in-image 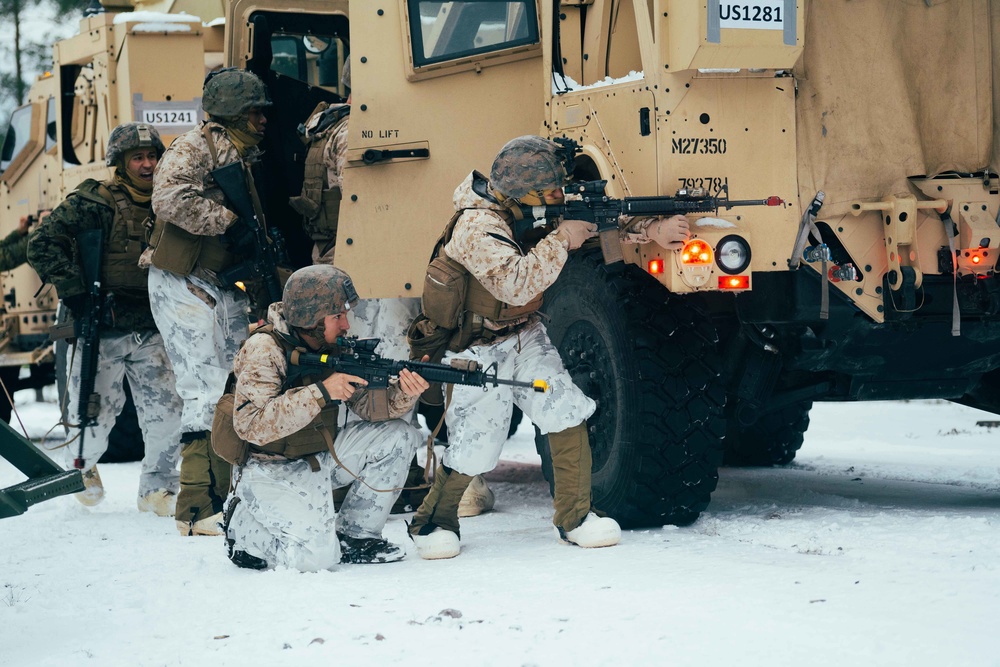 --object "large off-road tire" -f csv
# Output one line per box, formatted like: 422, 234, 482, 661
723, 401, 812, 467
535, 250, 727, 527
